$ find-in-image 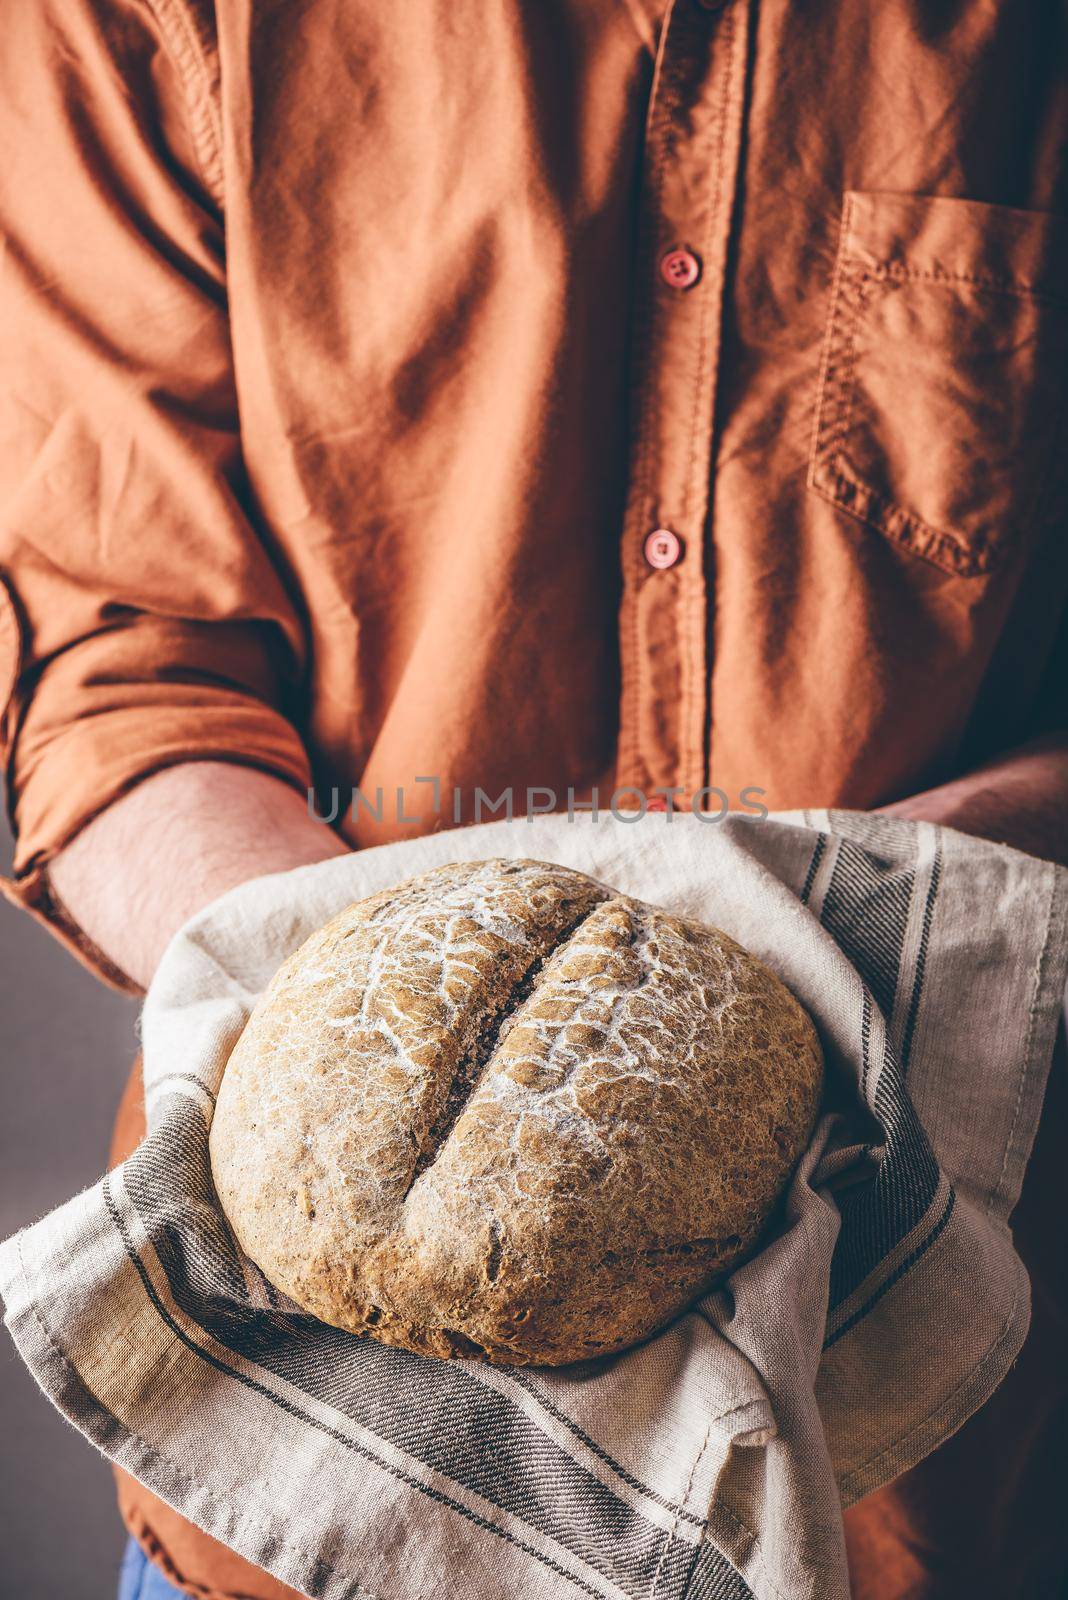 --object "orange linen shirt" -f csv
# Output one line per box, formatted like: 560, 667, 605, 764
2, 0, 1068, 943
